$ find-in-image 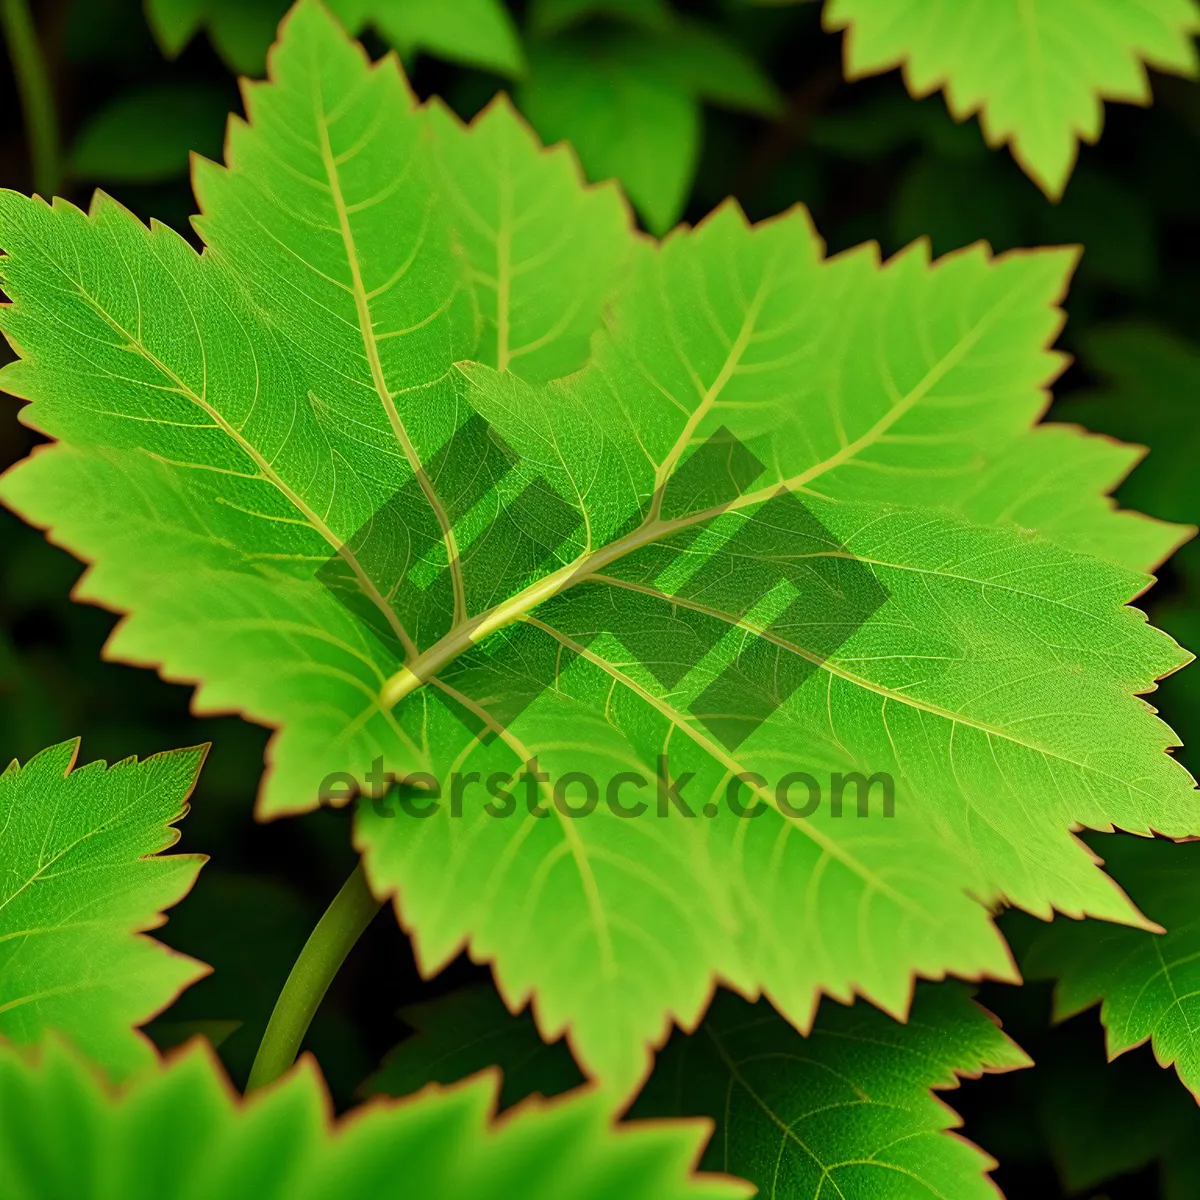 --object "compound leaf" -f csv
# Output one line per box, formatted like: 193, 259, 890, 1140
0, 740, 208, 1078
0, 0, 1195, 1103
824, 0, 1200, 198
0, 1038, 747, 1200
